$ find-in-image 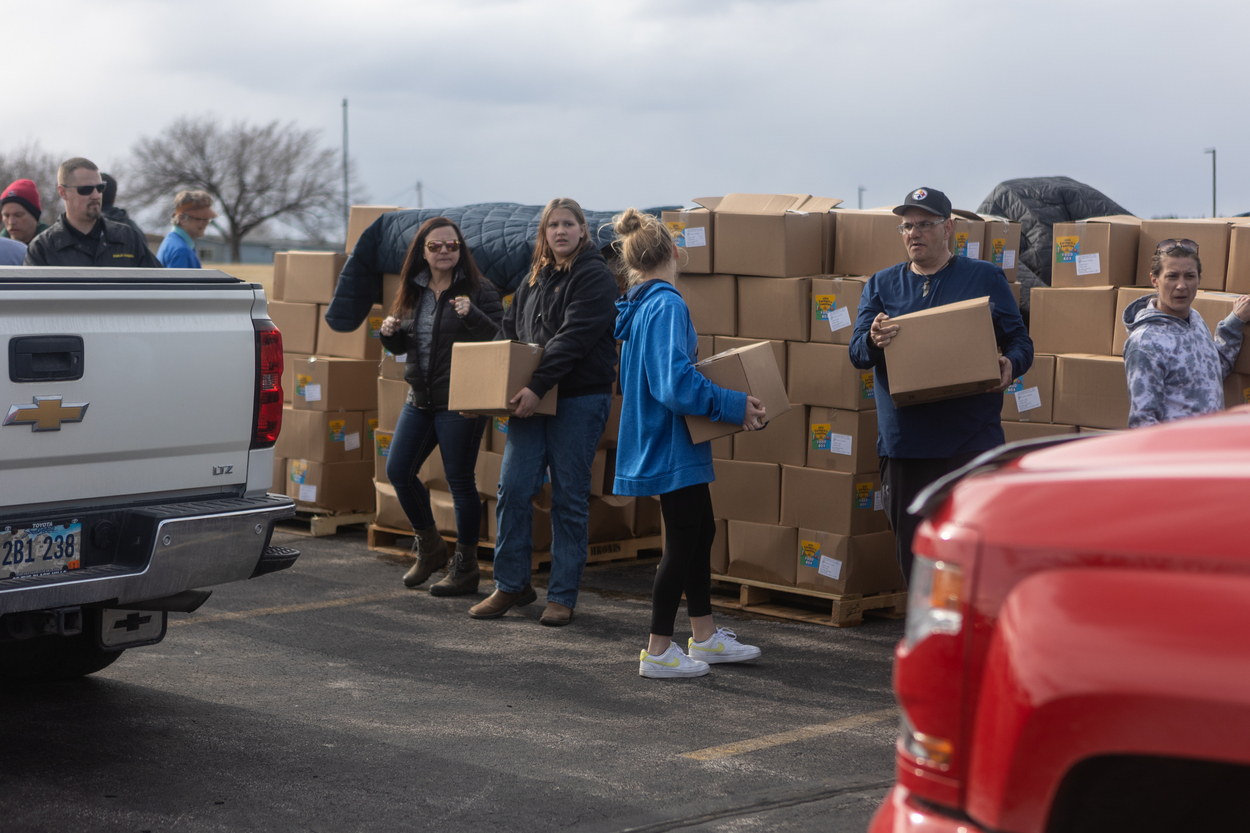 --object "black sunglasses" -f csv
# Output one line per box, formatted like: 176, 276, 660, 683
65, 183, 106, 196
1155, 238, 1198, 255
